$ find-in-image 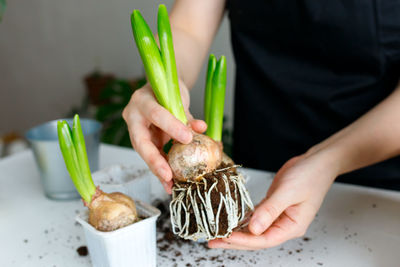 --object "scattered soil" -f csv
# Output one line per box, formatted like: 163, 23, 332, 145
155, 199, 259, 266
76, 246, 88, 256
